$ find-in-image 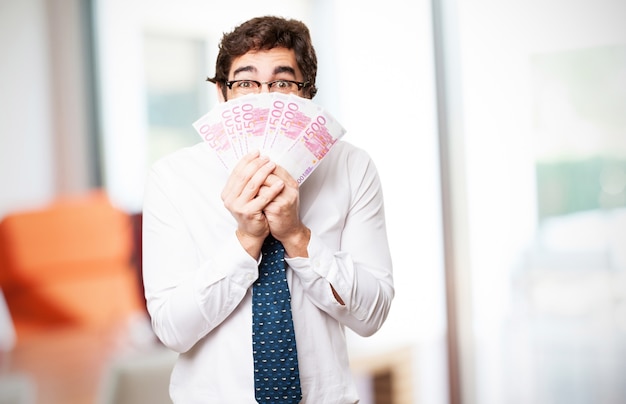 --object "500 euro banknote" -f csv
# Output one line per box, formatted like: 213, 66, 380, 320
192, 93, 345, 183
